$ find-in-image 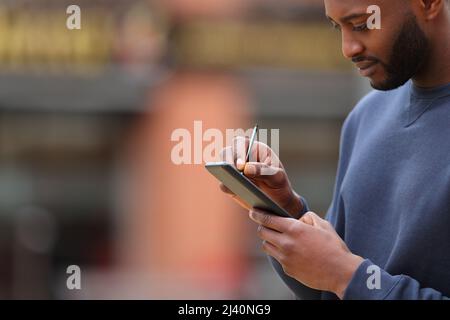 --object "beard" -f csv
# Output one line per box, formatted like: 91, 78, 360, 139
371, 15, 430, 91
